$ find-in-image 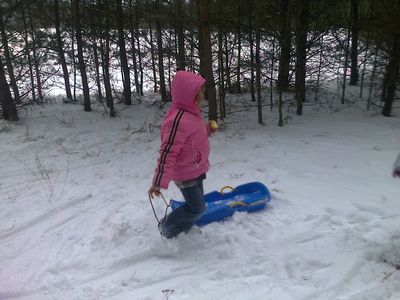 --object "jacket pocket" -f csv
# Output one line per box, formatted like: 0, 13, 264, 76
194, 151, 203, 168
